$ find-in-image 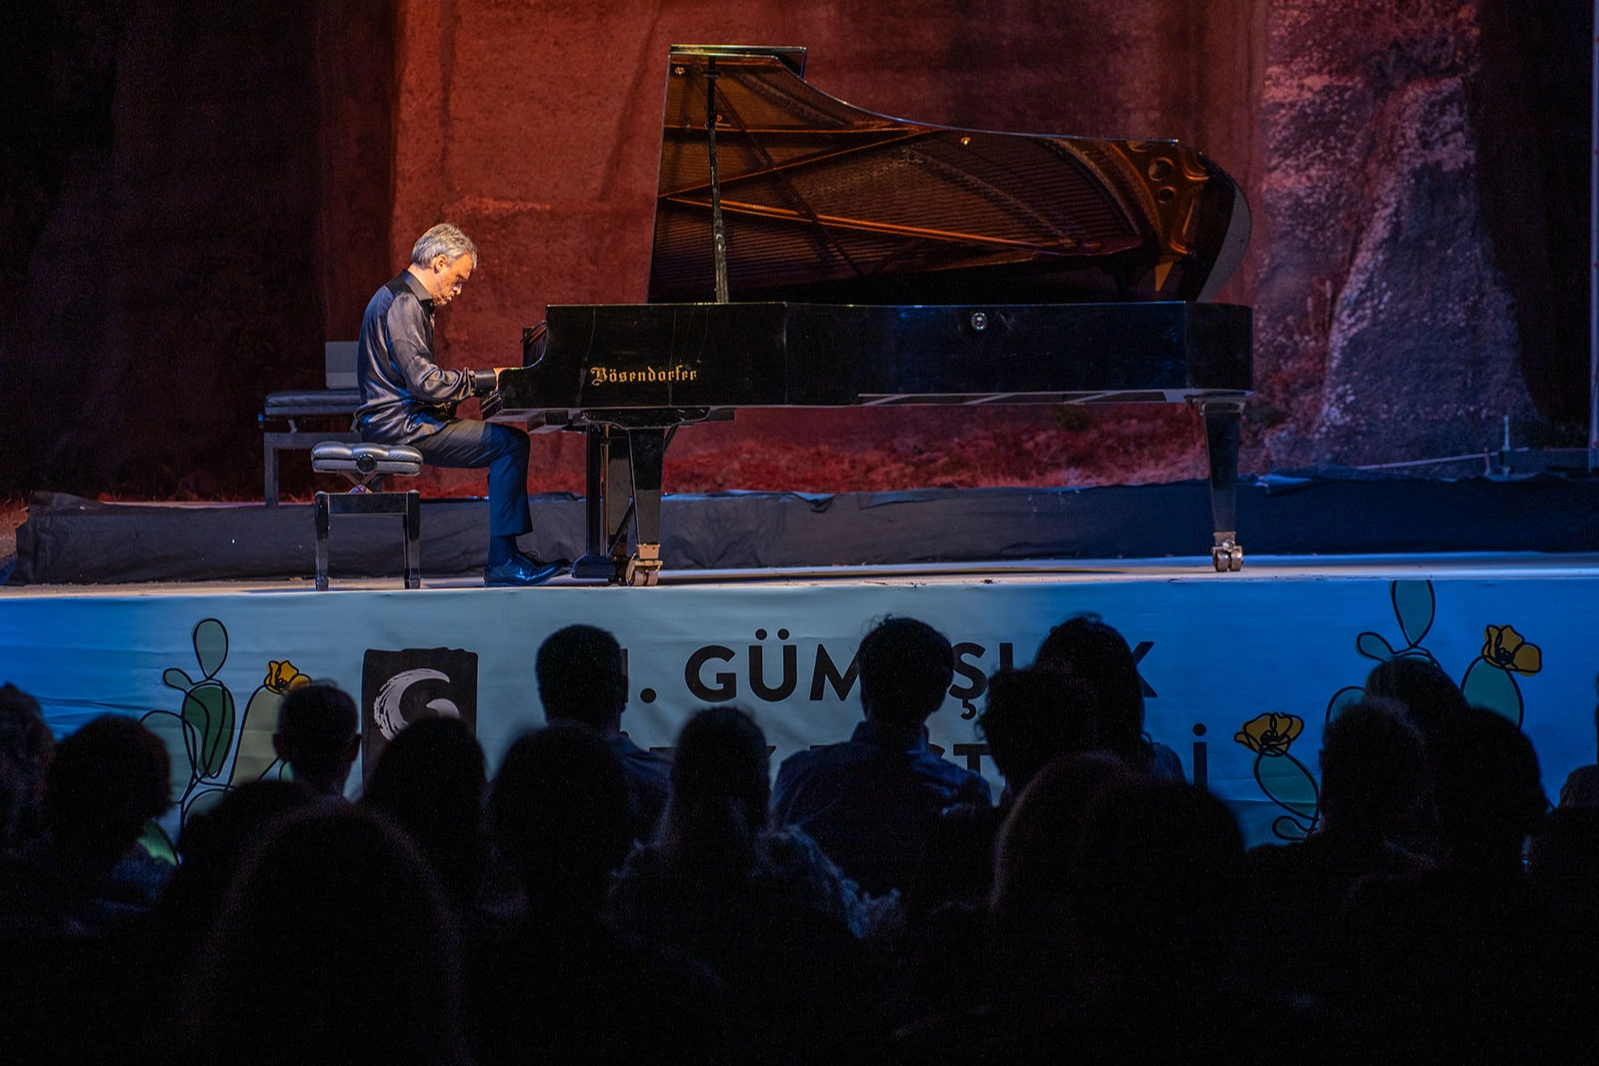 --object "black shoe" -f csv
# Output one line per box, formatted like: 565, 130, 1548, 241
483, 553, 565, 587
